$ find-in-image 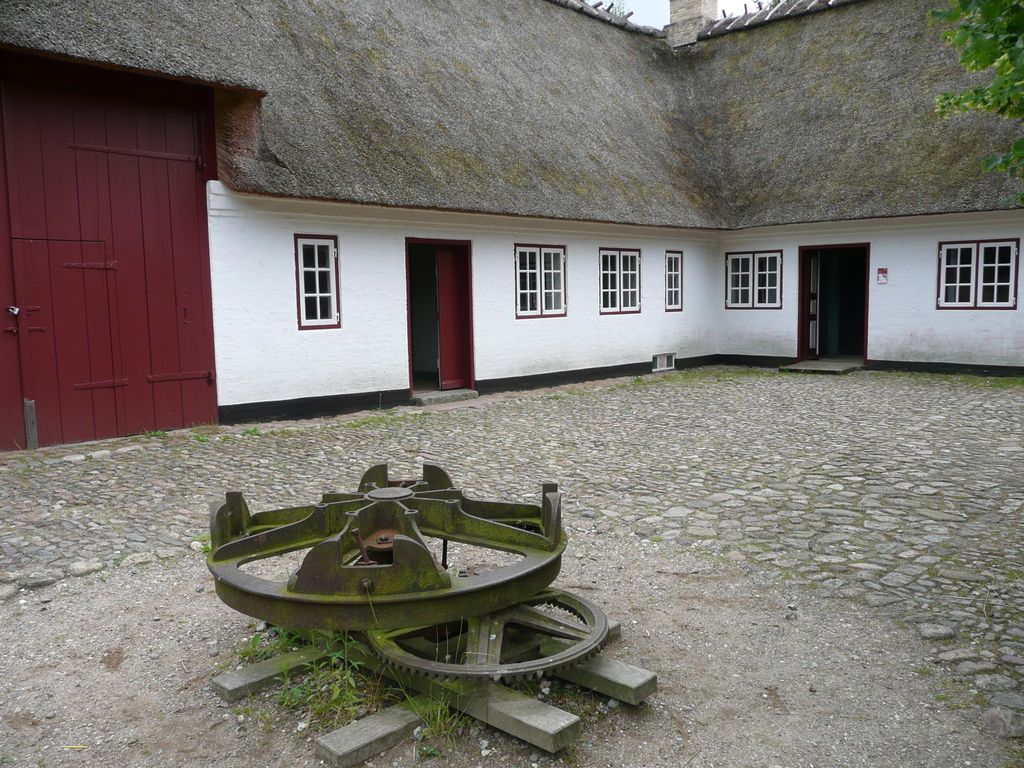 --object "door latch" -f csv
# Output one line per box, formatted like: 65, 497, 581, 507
6, 306, 19, 316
